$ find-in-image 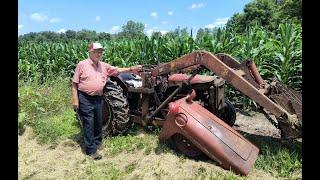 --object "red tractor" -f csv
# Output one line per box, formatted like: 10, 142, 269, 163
97, 50, 301, 175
